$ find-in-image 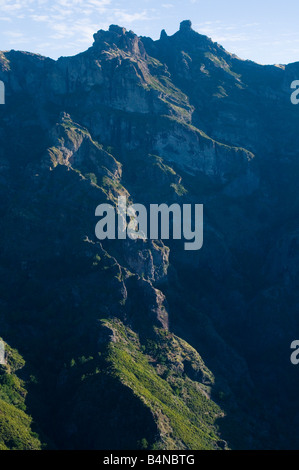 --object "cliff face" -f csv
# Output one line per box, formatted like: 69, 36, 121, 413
0, 21, 298, 450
